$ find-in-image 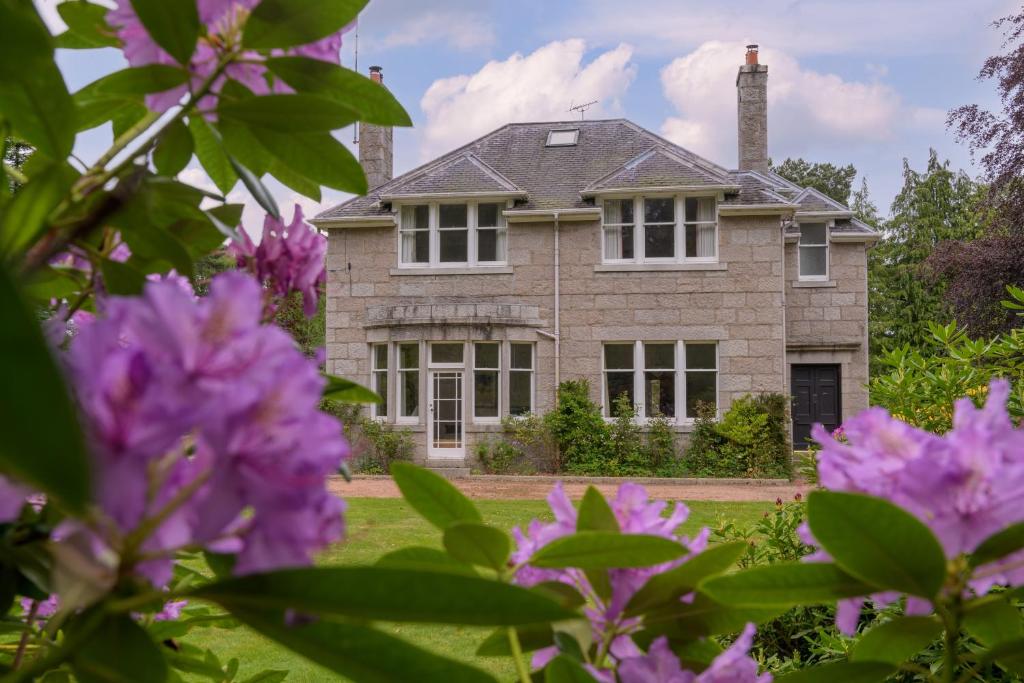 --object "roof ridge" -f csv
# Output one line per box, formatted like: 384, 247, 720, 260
618, 120, 732, 182
464, 153, 523, 192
